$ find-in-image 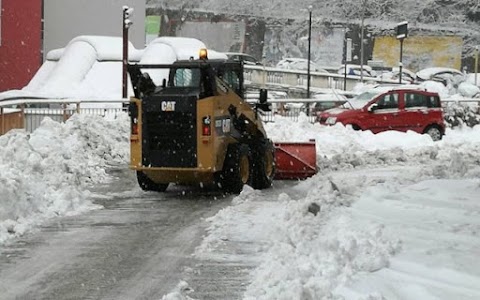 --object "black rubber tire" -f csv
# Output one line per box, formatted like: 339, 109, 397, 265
220, 144, 252, 194
251, 139, 276, 190
136, 171, 169, 192
424, 125, 443, 141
